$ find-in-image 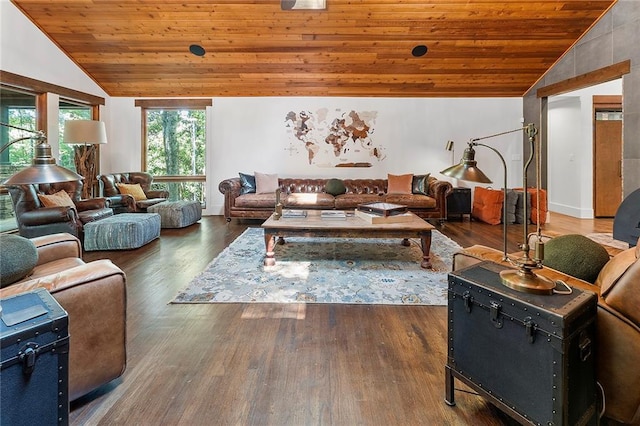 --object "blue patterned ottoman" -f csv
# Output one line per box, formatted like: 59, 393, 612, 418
147, 200, 202, 228
83, 213, 161, 251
